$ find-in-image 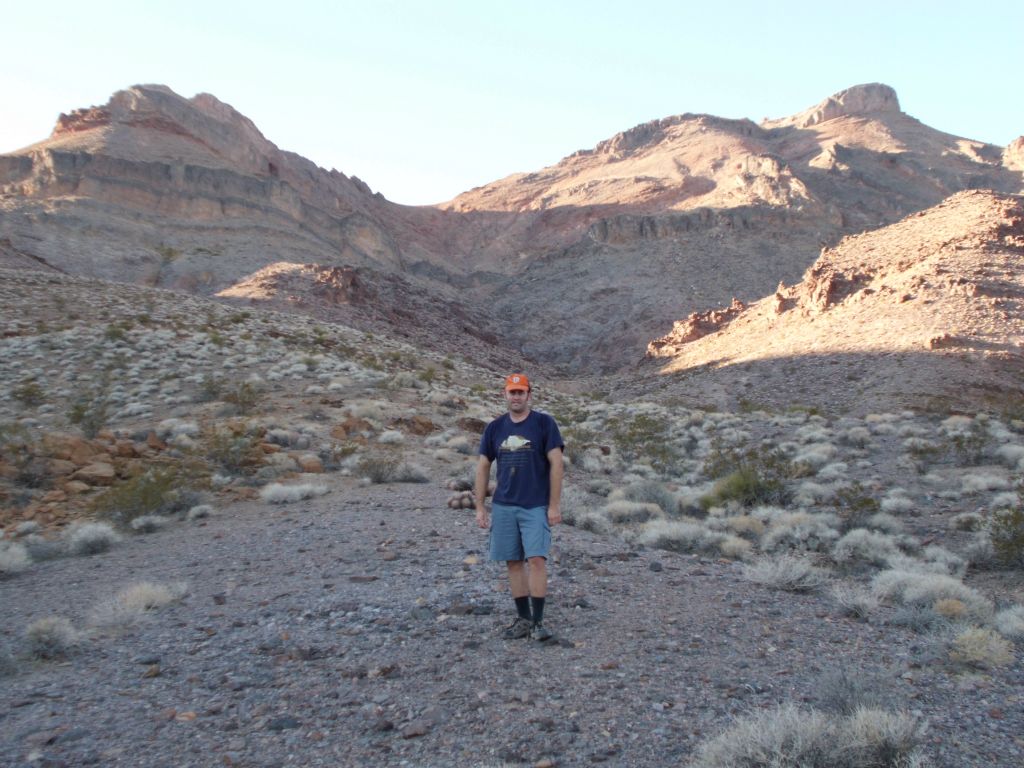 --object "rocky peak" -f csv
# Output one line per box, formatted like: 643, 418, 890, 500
1004, 136, 1024, 172
775, 83, 901, 129
52, 84, 283, 176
